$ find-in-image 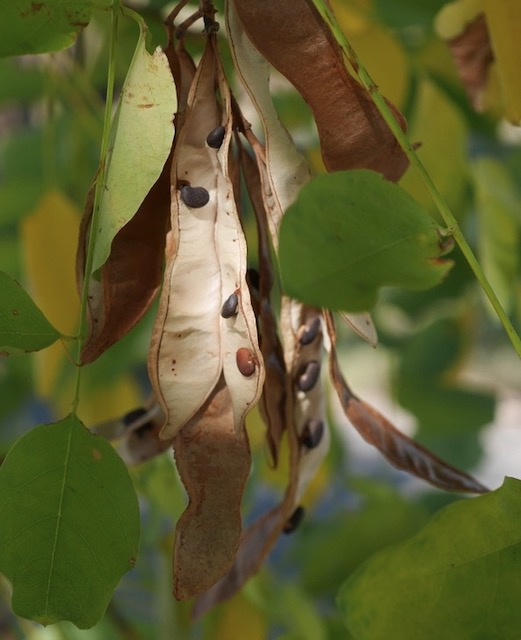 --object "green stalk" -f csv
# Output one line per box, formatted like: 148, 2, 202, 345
311, 0, 521, 358
71, 0, 120, 414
